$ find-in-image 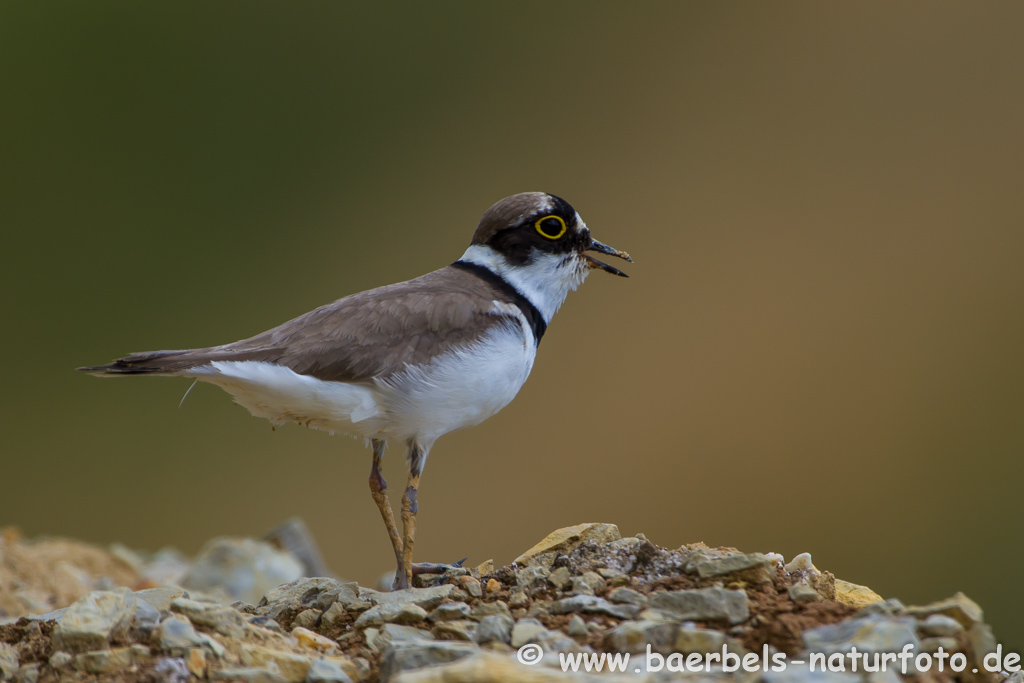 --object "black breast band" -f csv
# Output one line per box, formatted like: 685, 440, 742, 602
451, 260, 547, 345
